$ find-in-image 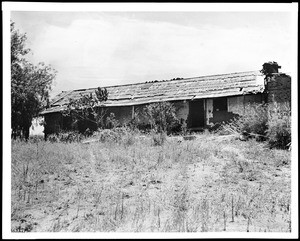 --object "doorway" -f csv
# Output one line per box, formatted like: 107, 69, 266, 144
188, 99, 205, 129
